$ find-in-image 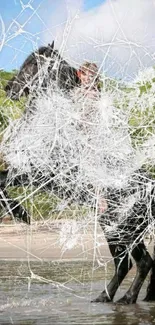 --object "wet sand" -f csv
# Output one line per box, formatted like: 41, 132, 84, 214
0, 221, 112, 260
